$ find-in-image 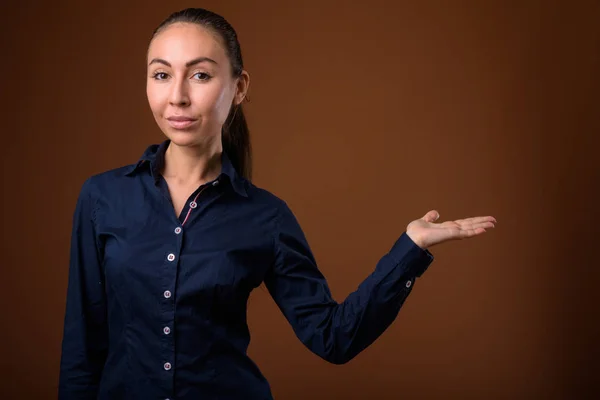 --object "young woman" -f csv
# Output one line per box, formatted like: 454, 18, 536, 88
58, 8, 496, 400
